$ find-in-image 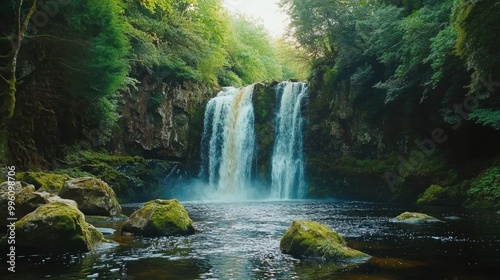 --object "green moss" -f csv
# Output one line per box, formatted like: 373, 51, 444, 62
417, 185, 451, 205
147, 92, 164, 110
16, 171, 70, 193
56, 150, 171, 202
53, 168, 93, 179
394, 212, 442, 223
122, 199, 195, 236
280, 220, 370, 261
12, 202, 104, 253
465, 167, 500, 209
0, 128, 8, 164
146, 200, 192, 233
